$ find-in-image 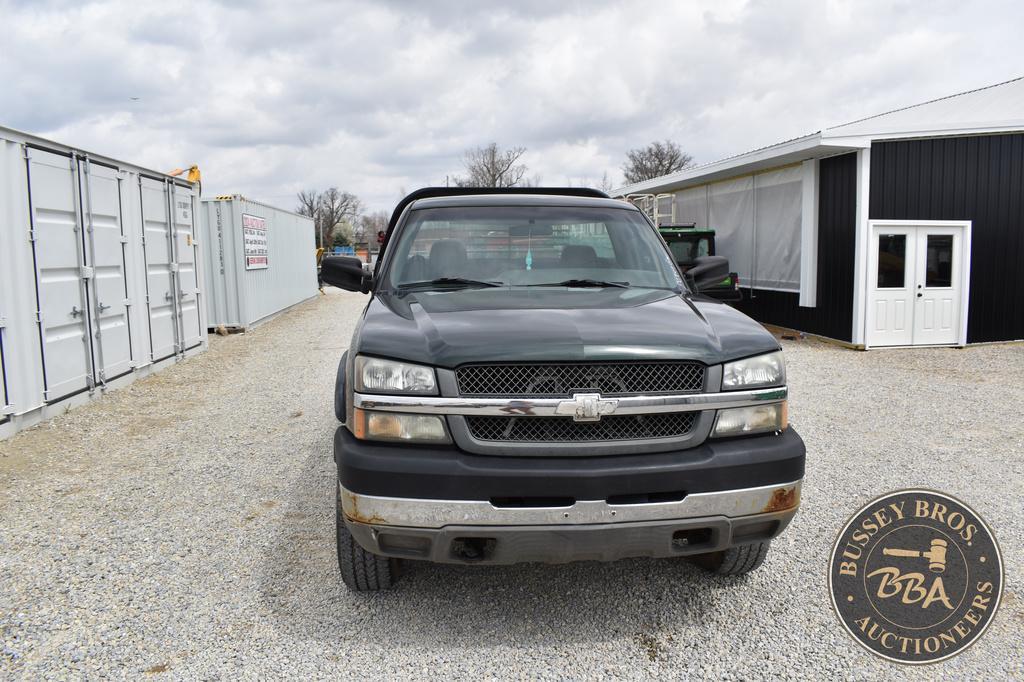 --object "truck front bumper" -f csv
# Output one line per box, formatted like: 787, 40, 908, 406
340, 481, 799, 564
335, 426, 804, 565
